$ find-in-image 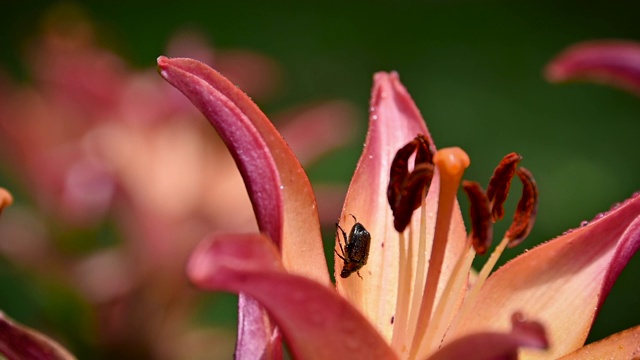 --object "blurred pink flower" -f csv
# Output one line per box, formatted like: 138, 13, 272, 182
159, 56, 640, 359
0, 12, 357, 359
545, 40, 640, 96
